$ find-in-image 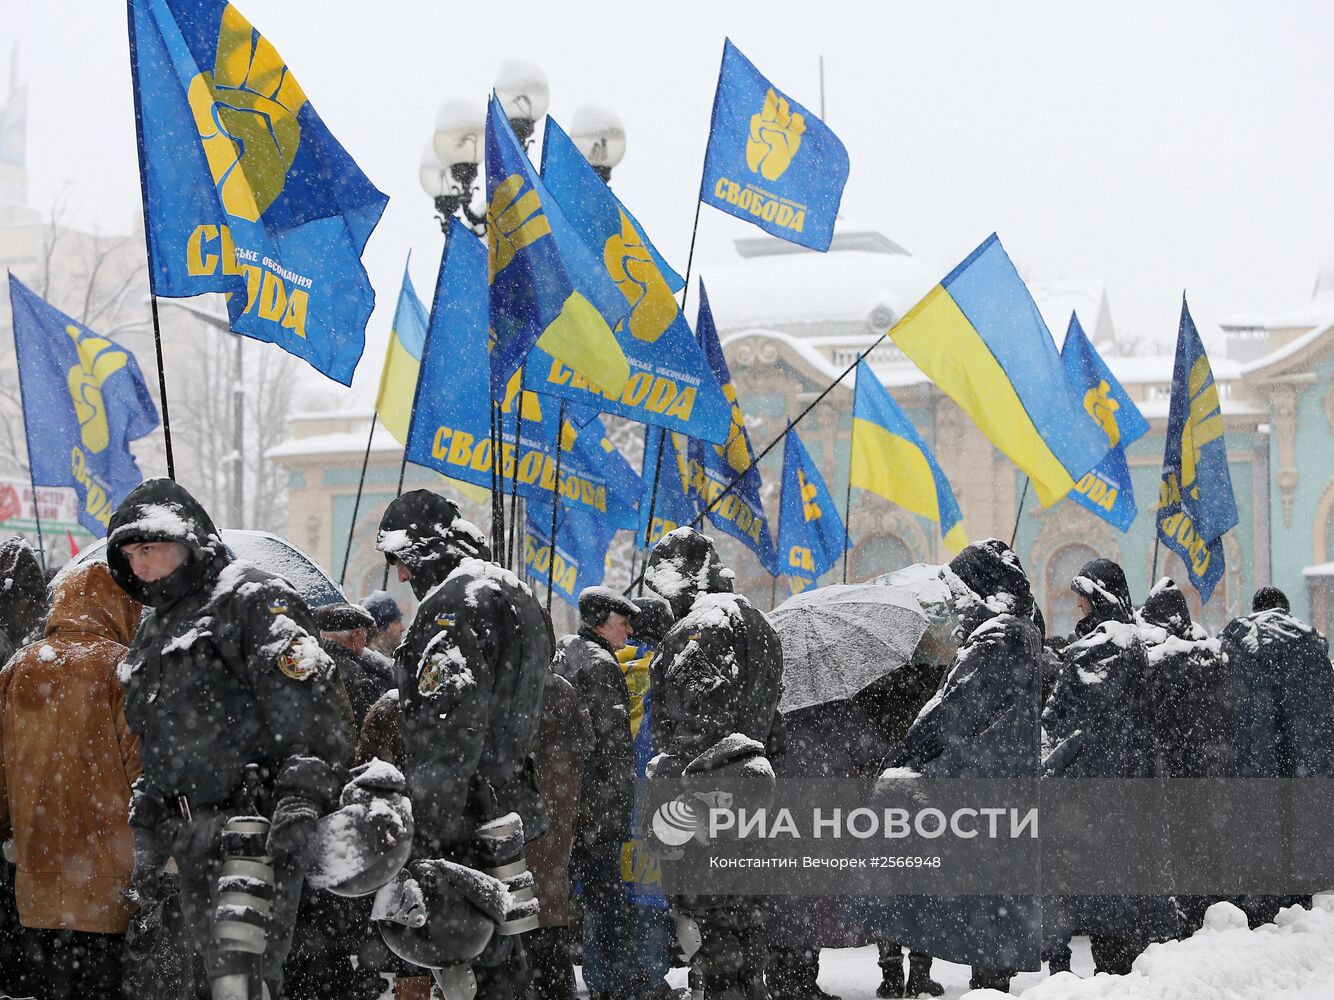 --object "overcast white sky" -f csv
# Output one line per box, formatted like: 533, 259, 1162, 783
7, 0, 1334, 401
